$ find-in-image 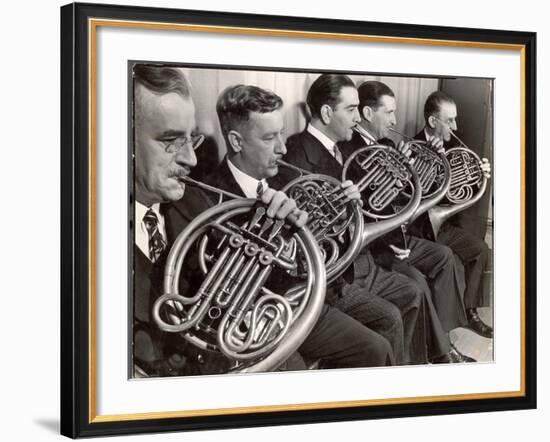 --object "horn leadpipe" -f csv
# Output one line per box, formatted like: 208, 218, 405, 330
178, 175, 242, 202
352, 124, 377, 144
179, 175, 301, 226
431, 115, 470, 150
